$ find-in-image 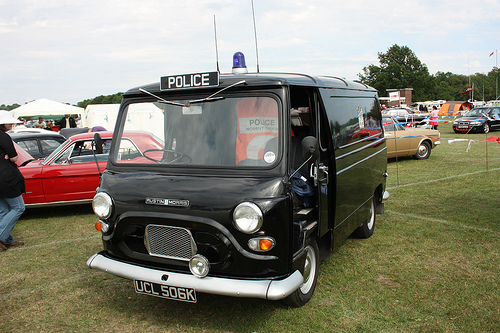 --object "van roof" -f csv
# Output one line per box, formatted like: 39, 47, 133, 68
123, 72, 376, 97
